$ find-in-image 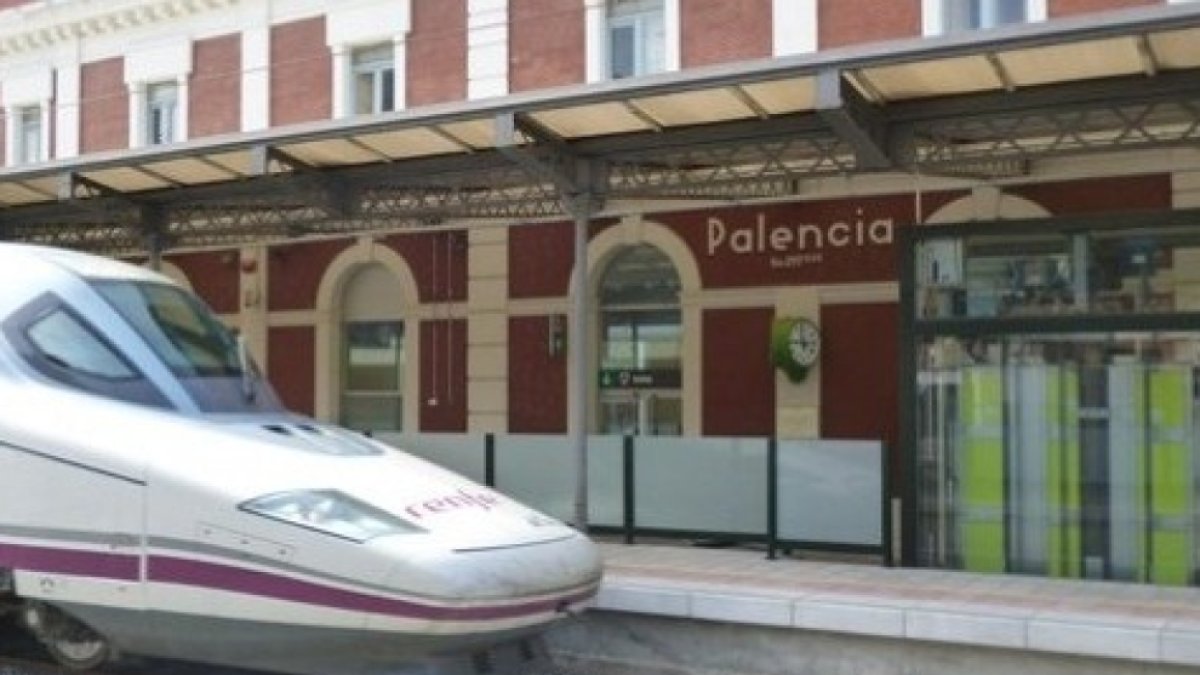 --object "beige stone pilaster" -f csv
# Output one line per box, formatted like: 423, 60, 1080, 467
774, 288, 820, 439
1173, 166, 1200, 311
467, 227, 509, 432
238, 245, 269, 365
